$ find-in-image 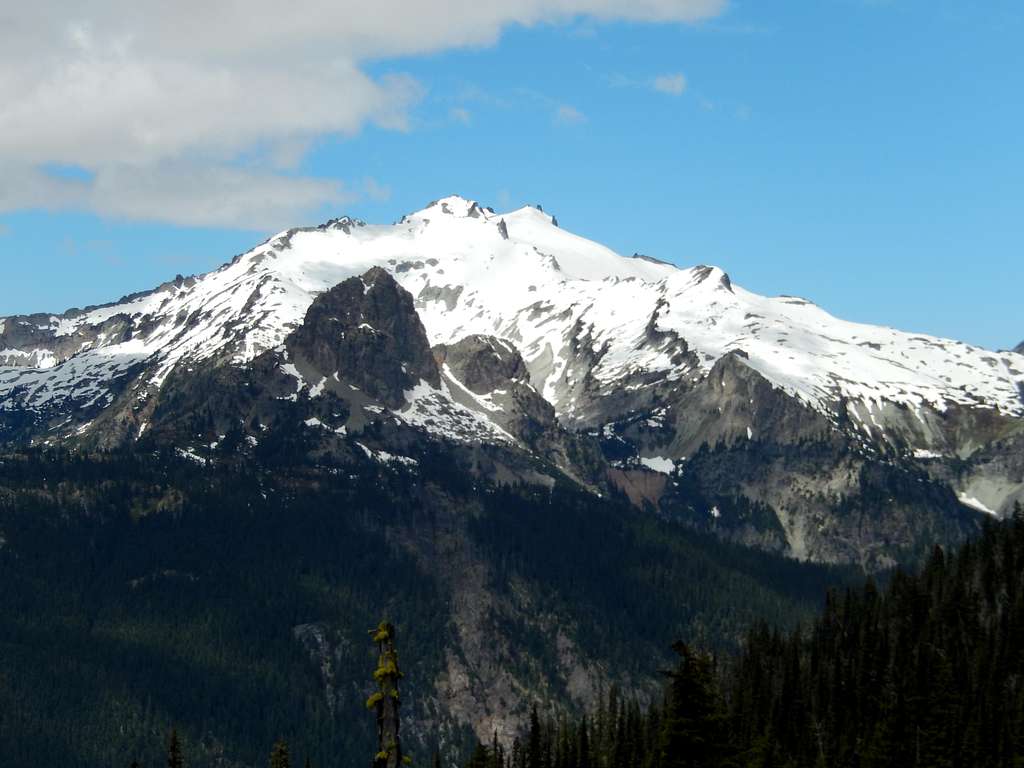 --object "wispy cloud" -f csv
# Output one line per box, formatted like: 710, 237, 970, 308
652, 73, 688, 96
449, 107, 473, 125
609, 72, 690, 96
554, 105, 588, 125
0, 1, 725, 229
